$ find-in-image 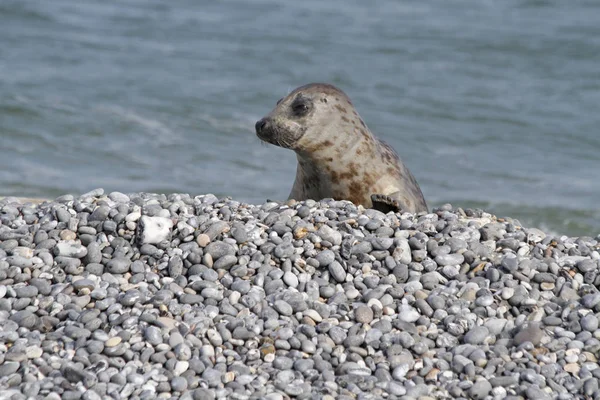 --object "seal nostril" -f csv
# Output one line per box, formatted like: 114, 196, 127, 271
255, 118, 267, 133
